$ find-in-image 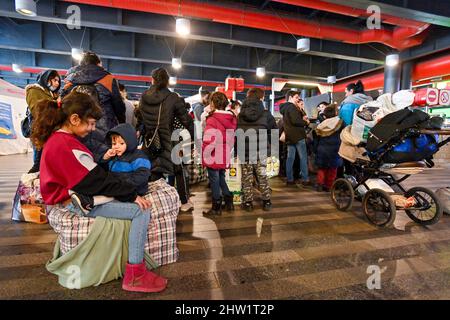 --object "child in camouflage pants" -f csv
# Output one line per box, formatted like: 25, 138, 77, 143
237, 88, 277, 212
241, 160, 272, 210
